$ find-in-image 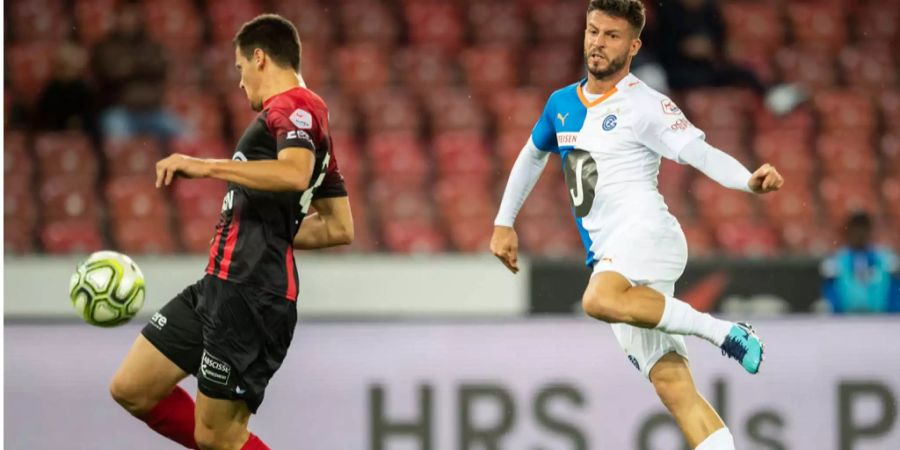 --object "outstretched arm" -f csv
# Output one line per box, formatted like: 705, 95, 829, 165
677, 138, 783, 194
491, 138, 550, 273
293, 196, 354, 249
154, 148, 315, 192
